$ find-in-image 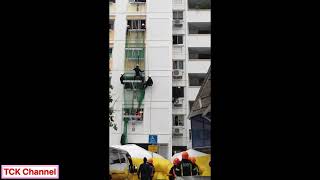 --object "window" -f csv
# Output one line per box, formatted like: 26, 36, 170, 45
126, 48, 144, 60
189, 101, 195, 111
172, 87, 184, 98
189, 47, 211, 59
173, 115, 184, 126
189, 73, 206, 86
109, 48, 113, 60
173, 35, 183, 45
173, 0, 183, 4
188, 22, 211, 34
189, 129, 192, 140
173, 60, 183, 70
173, 11, 183, 20
127, 20, 146, 30
109, 20, 114, 30
188, 0, 211, 9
